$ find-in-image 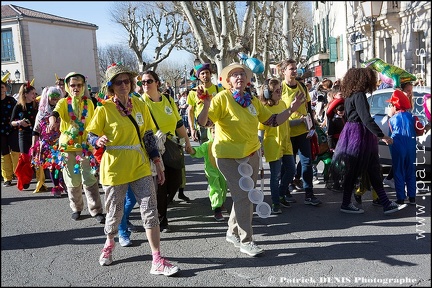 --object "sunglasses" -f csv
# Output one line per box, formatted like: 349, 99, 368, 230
142, 79, 155, 85
69, 84, 83, 88
230, 72, 246, 78
114, 79, 131, 86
